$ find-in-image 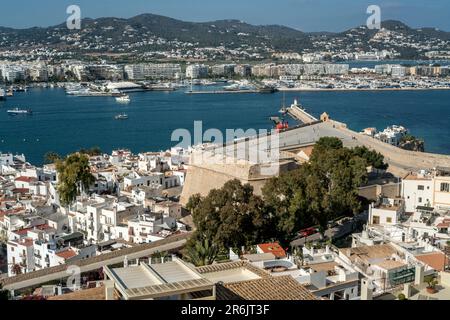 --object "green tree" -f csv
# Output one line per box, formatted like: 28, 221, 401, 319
78, 146, 102, 156
315, 137, 343, 150
188, 179, 274, 251
44, 151, 61, 164
352, 146, 388, 170
56, 153, 95, 207
0, 283, 10, 300
263, 142, 368, 244
186, 193, 202, 215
